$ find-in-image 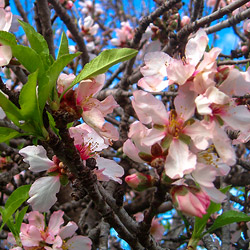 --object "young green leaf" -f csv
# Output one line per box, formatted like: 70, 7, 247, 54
61, 48, 138, 98
204, 210, 250, 235
0, 127, 23, 143
0, 91, 22, 125
0, 185, 31, 231
15, 206, 29, 234
19, 71, 41, 121
0, 31, 17, 46
46, 52, 81, 98
57, 32, 69, 58
18, 20, 49, 55
11, 45, 45, 77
